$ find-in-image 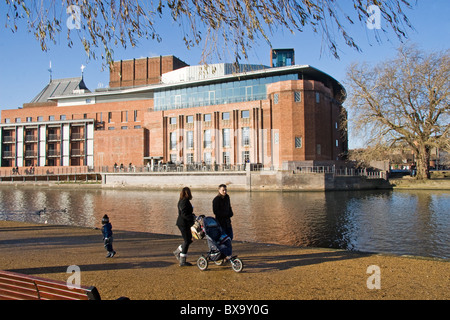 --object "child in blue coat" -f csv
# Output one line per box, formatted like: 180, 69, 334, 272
101, 214, 116, 258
